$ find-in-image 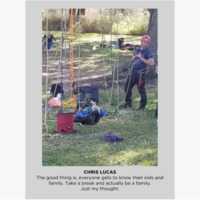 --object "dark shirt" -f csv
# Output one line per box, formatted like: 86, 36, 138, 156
43, 34, 54, 43
133, 48, 153, 70
48, 35, 53, 43
50, 84, 63, 97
